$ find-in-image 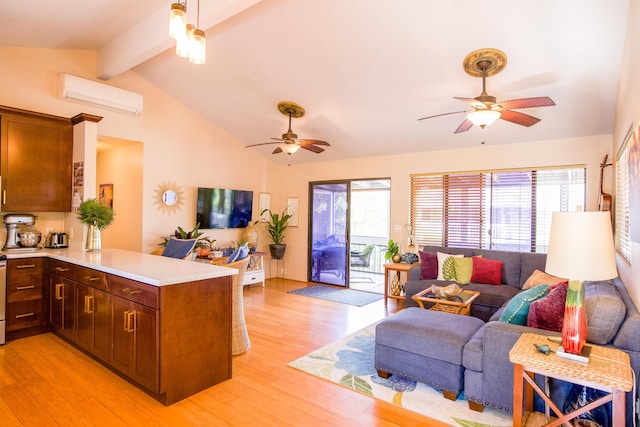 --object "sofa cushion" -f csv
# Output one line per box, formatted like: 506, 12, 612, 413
419, 251, 438, 279
437, 252, 463, 280
462, 327, 484, 371
465, 283, 521, 311
611, 278, 640, 352
585, 280, 626, 345
523, 269, 567, 290
452, 256, 474, 285
470, 256, 503, 285
519, 252, 548, 288
473, 249, 521, 287
527, 281, 567, 332
499, 285, 550, 325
